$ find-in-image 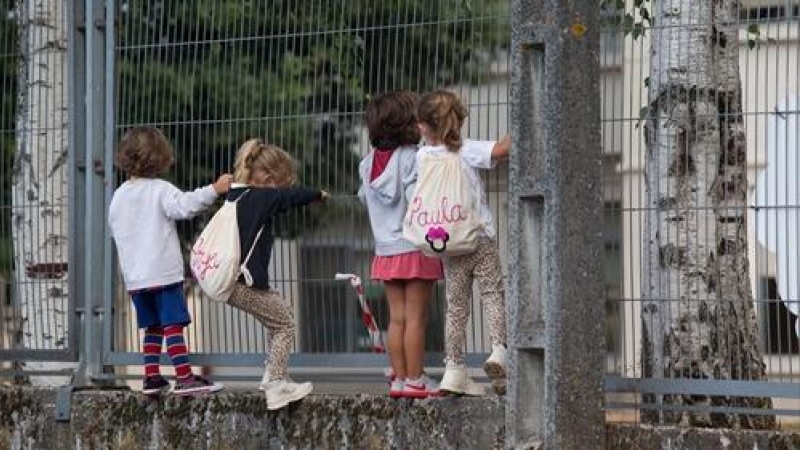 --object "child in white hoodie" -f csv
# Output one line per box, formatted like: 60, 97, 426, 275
109, 127, 230, 396
358, 91, 442, 398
